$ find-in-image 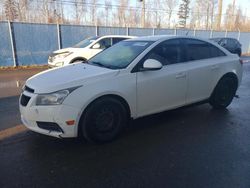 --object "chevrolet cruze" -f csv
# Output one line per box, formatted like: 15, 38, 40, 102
20, 36, 243, 143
